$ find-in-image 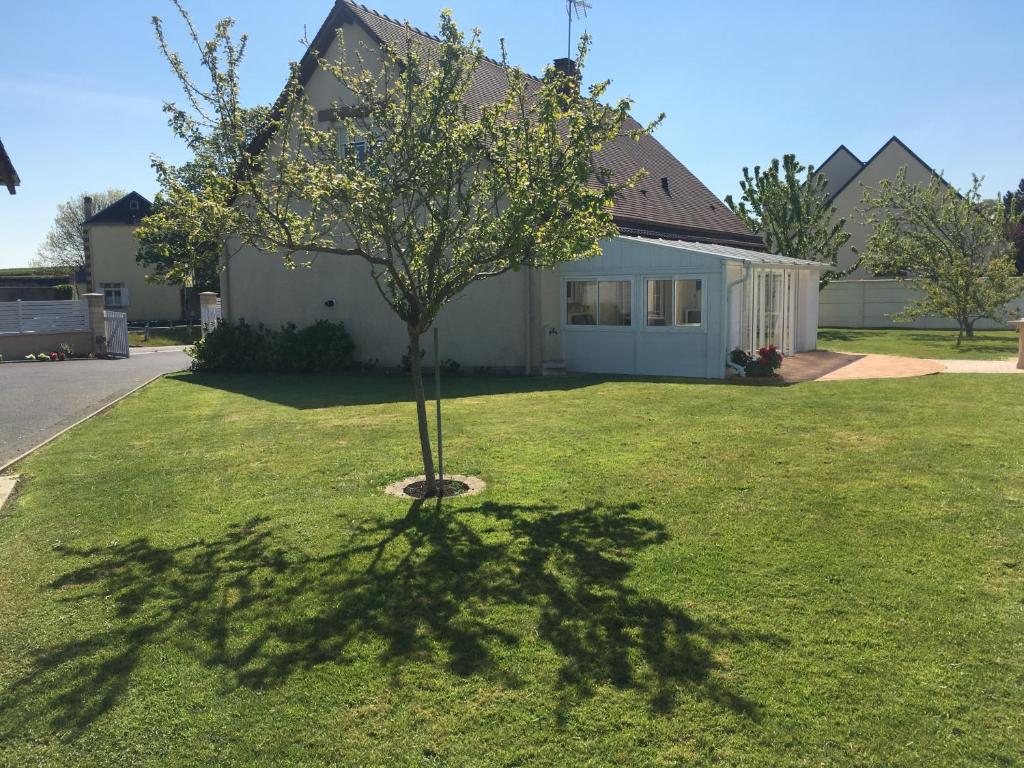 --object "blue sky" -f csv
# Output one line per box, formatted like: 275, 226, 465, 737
1, 0, 1021, 268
